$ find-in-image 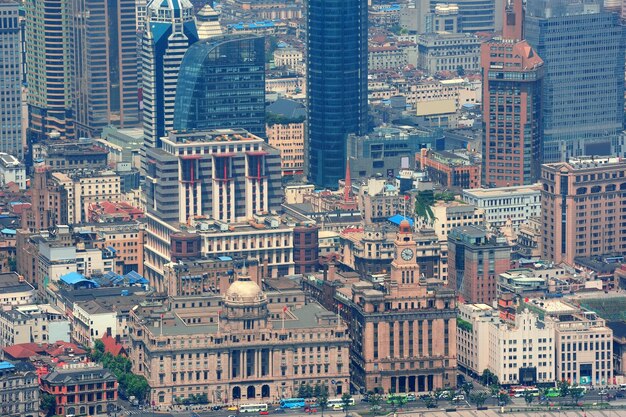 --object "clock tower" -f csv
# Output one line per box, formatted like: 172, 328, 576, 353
390, 220, 422, 289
